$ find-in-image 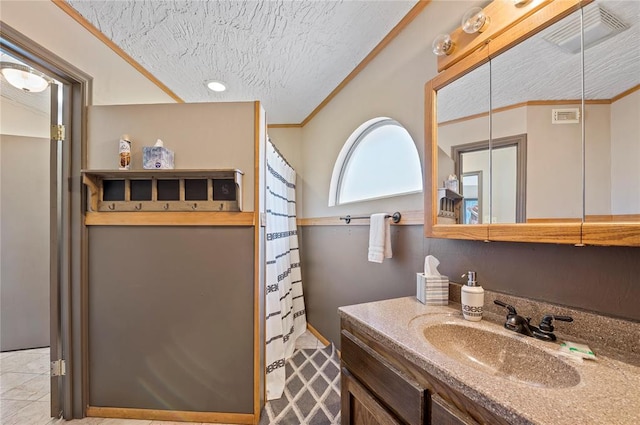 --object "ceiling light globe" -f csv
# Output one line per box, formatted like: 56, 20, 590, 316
462, 7, 490, 34
432, 34, 454, 56
1, 63, 49, 93
207, 81, 226, 92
